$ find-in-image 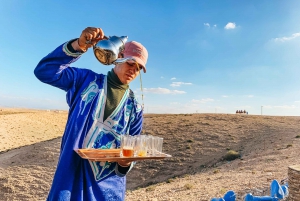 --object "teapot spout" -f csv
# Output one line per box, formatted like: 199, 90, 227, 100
114, 57, 136, 65
119, 36, 128, 44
